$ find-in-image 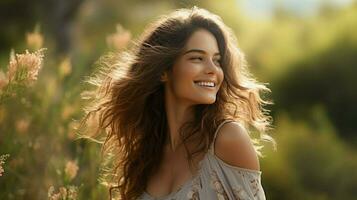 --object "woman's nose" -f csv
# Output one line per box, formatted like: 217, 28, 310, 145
204, 58, 219, 74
